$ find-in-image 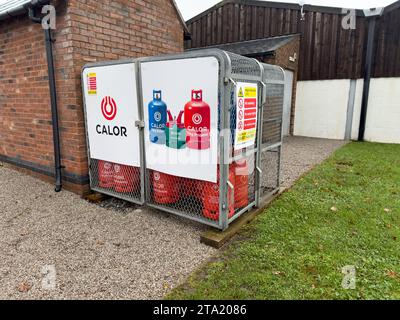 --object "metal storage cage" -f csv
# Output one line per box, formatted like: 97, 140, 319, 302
81, 50, 285, 231
258, 63, 285, 202
138, 50, 263, 230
